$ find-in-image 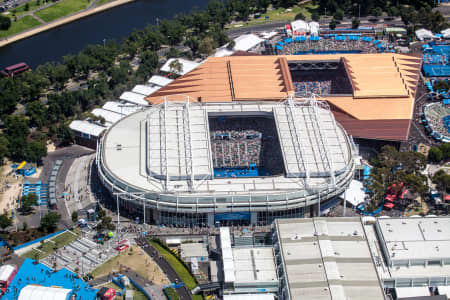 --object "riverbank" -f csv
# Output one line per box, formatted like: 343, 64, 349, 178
0, 0, 135, 48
